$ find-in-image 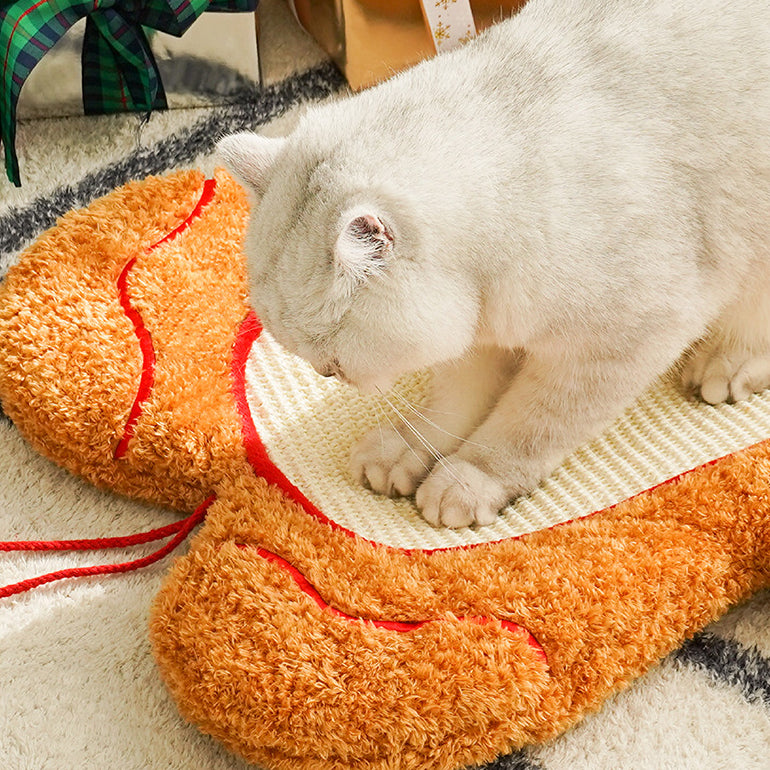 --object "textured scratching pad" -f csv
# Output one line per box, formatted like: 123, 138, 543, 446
1, 170, 769, 770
